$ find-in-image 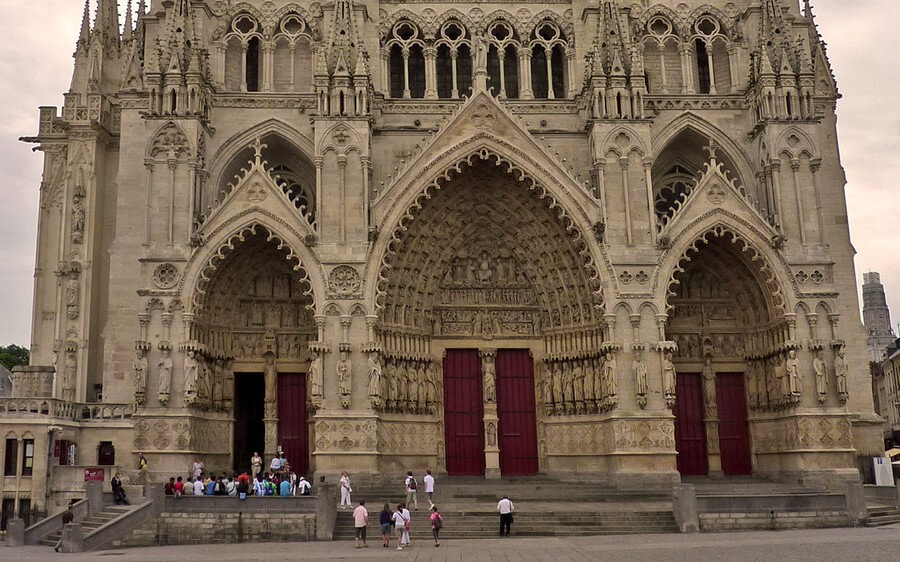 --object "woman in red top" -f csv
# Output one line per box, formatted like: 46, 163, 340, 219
174, 476, 185, 496
429, 505, 442, 547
